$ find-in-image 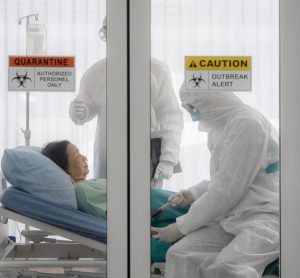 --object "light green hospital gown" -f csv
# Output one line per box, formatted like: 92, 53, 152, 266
75, 179, 107, 218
